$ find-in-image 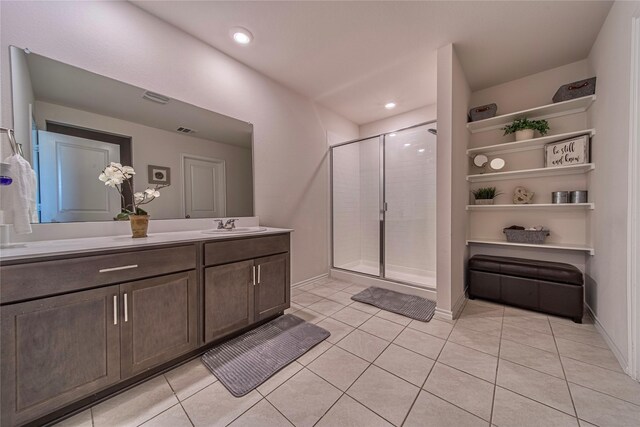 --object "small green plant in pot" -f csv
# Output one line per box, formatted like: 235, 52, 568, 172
472, 187, 502, 205
502, 118, 550, 141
